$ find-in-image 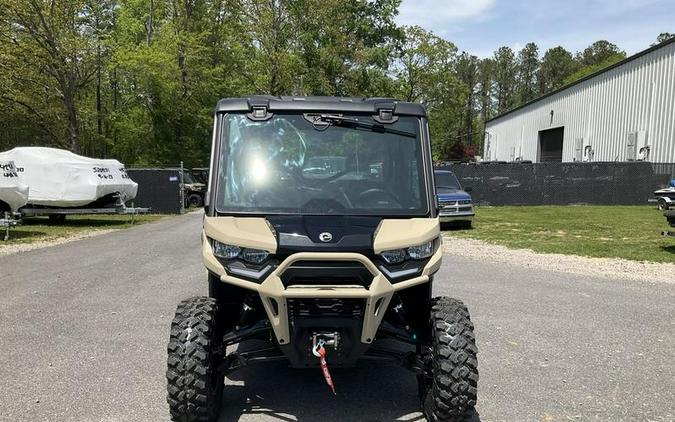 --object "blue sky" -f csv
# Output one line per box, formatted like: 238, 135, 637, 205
396, 0, 675, 58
